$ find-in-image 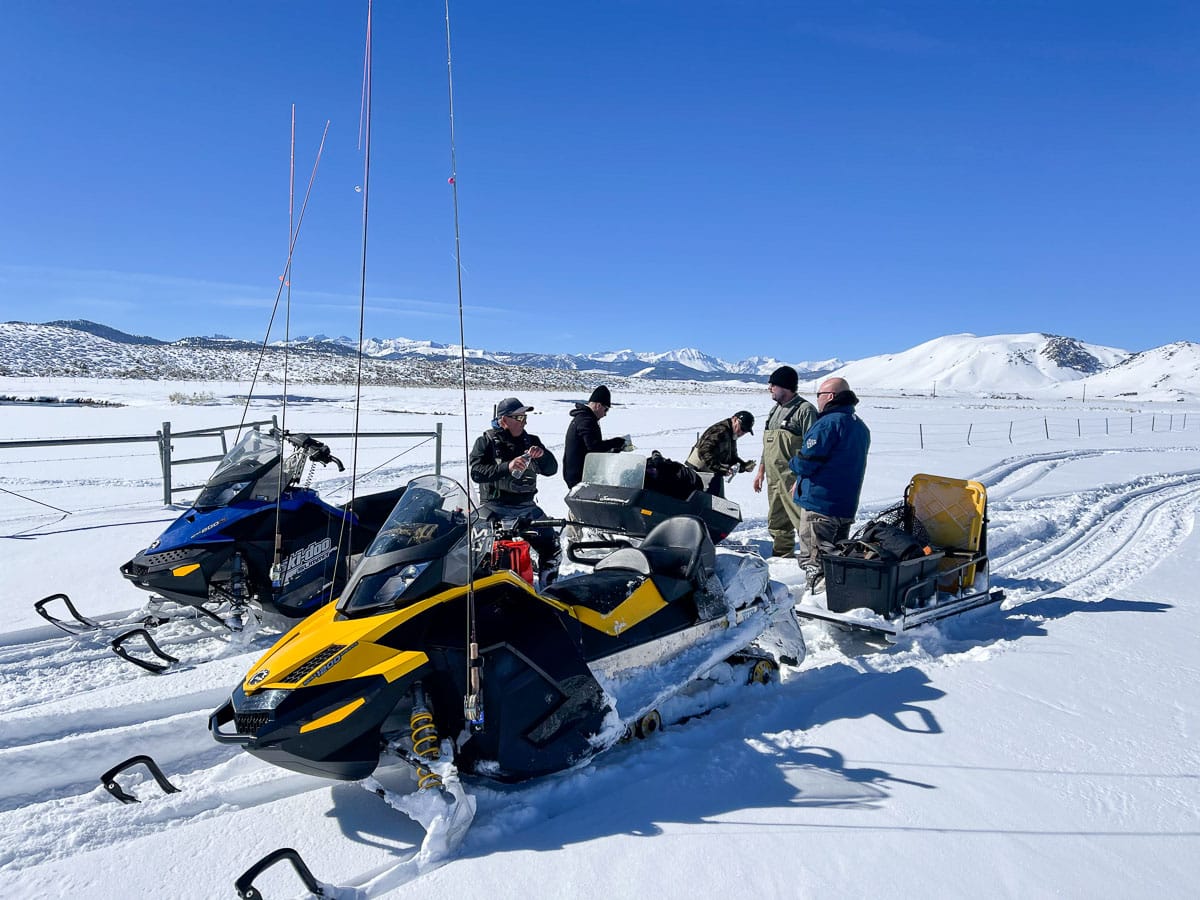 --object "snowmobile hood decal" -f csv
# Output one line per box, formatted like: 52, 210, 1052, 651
569, 578, 667, 636
242, 572, 555, 693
